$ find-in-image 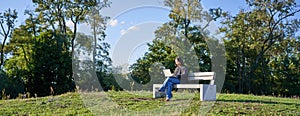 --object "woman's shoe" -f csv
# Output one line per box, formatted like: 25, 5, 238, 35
165, 98, 170, 101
